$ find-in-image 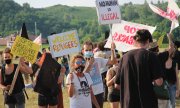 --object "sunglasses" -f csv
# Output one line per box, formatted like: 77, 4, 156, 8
75, 61, 86, 65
